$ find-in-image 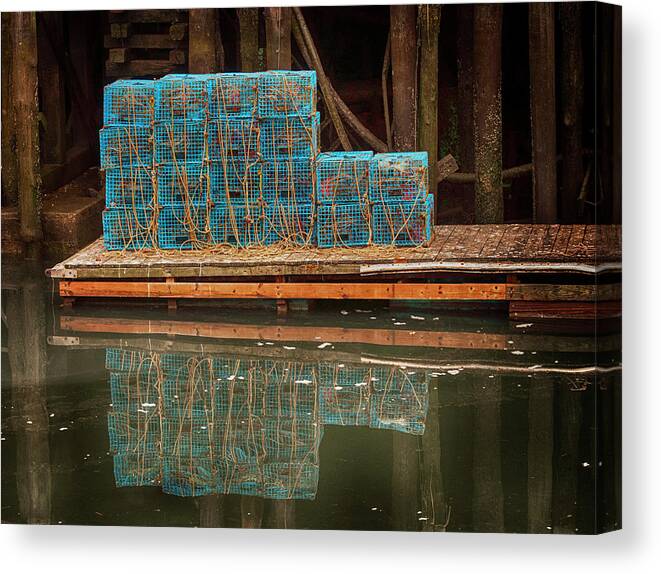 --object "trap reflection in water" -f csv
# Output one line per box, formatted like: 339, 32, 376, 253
105, 349, 429, 501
